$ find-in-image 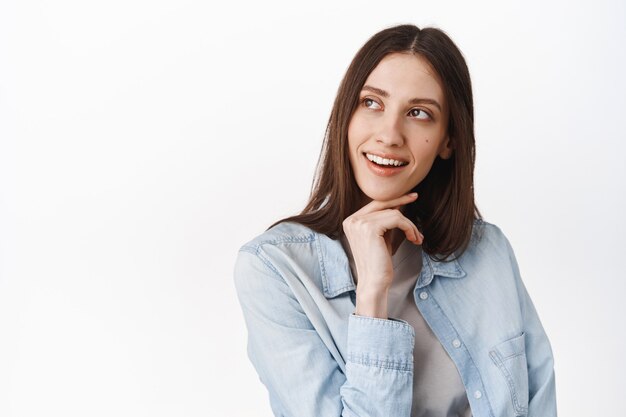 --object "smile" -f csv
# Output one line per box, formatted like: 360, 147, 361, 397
364, 153, 409, 167
362, 153, 408, 177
